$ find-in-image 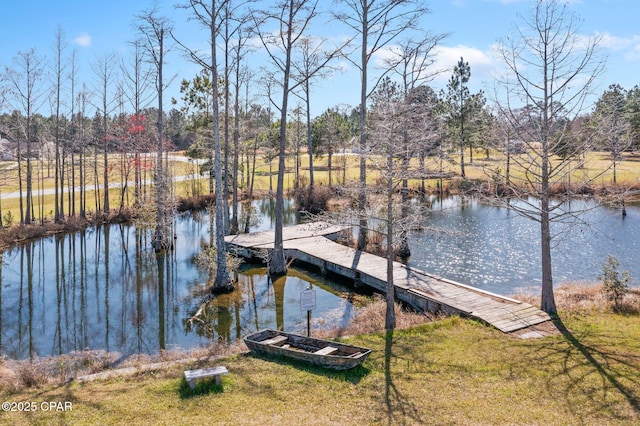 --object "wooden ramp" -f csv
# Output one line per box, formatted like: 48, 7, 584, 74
225, 223, 551, 334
